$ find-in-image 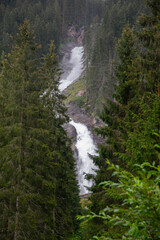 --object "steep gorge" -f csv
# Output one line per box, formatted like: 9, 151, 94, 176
60, 43, 99, 195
